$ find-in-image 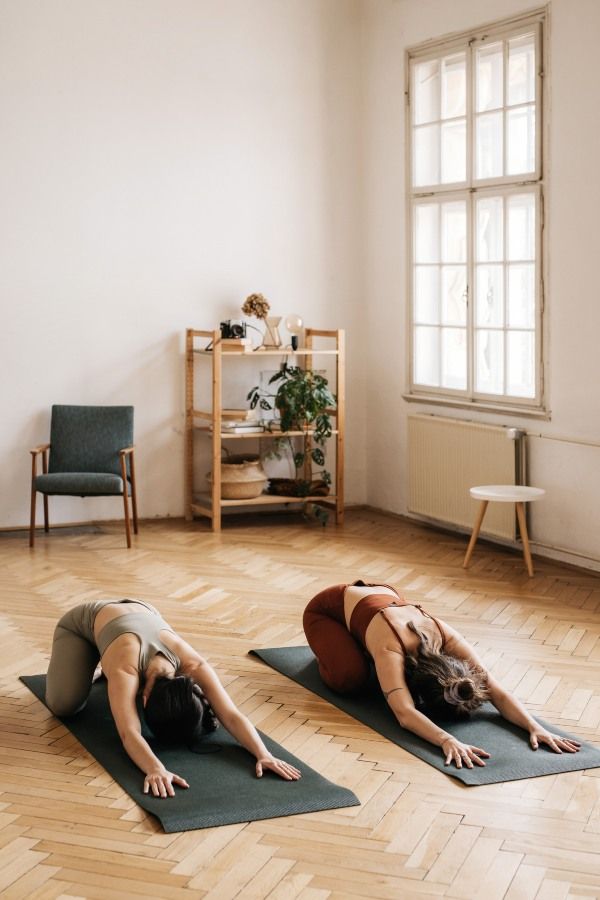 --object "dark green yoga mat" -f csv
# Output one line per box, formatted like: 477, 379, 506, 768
21, 675, 359, 832
250, 646, 600, 786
